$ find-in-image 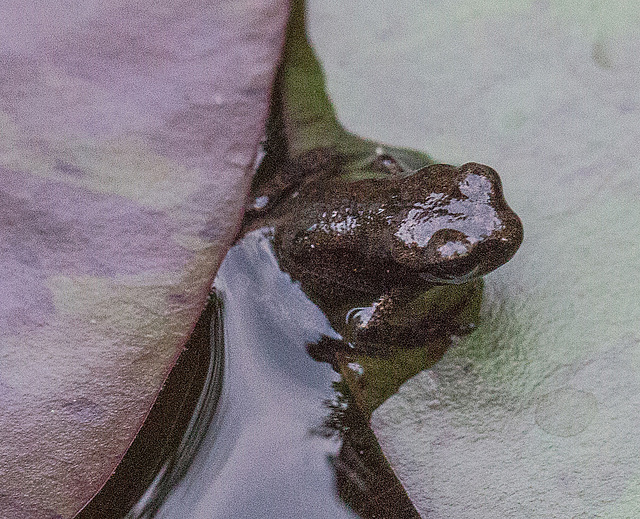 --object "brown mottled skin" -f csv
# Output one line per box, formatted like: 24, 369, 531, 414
243, 149, 523, 350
